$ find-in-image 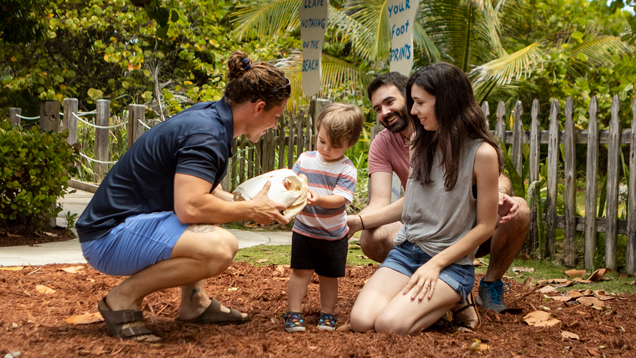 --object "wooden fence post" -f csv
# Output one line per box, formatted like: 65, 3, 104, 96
528, 99, 541, 255
605, 95, 621, 270
288, 108, 296, 169
627, 98, 636, 274
481, 102, 489, 129
545, 99, 560, 258
63, 98, 78, 145
10, 108, 21, 126
584, 97, 599, 270
563, 97, 577, 267
95, 99, 110, 183
39, 101, 60, 133
495, 101, 506, 144
310, 99, 330, 152
127, 104, 146, 148
511, 101, 523, 175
